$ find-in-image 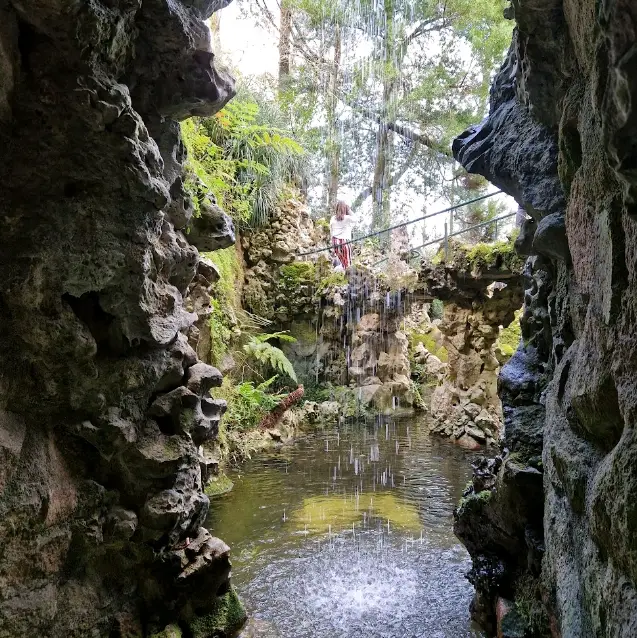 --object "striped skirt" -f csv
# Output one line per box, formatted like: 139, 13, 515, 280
332, 237, 351, 268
